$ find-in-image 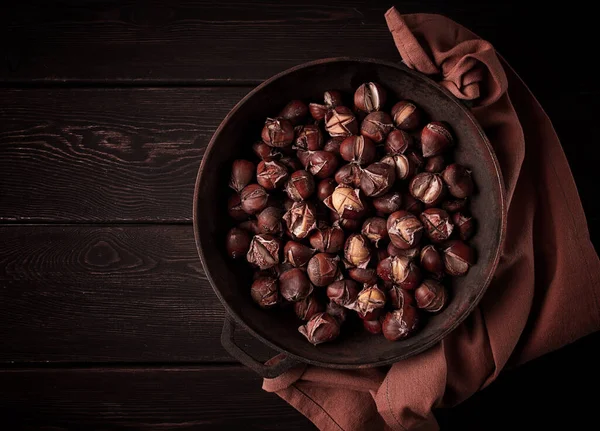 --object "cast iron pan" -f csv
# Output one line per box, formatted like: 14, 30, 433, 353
193, 58, 506, 378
